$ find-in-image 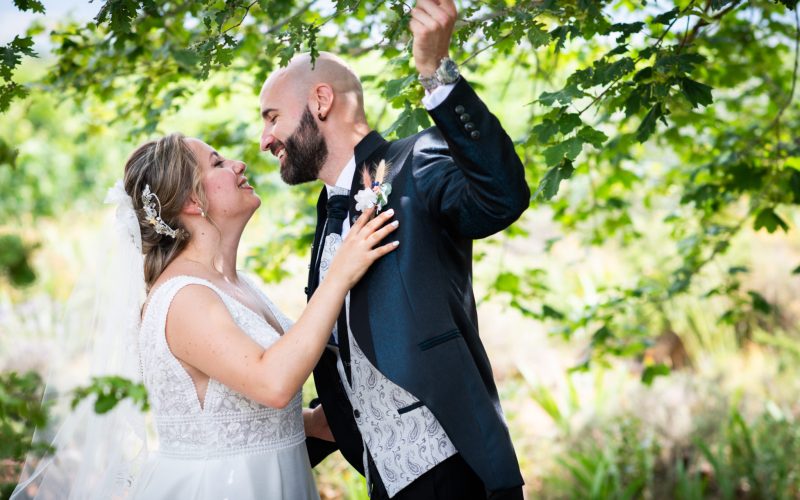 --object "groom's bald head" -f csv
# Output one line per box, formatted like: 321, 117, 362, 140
260, 52, 366, 123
